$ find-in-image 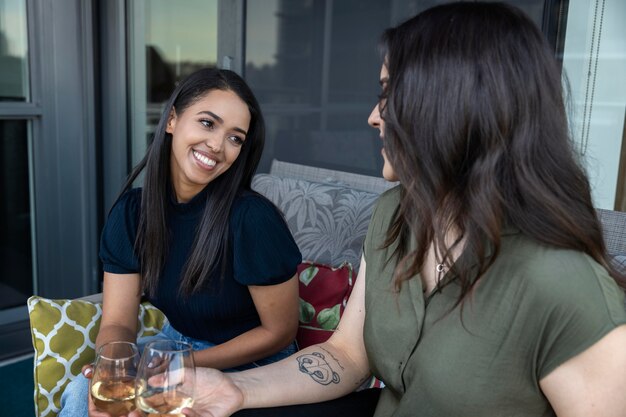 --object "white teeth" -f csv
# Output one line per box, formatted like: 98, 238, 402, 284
193, 151, 216, 167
